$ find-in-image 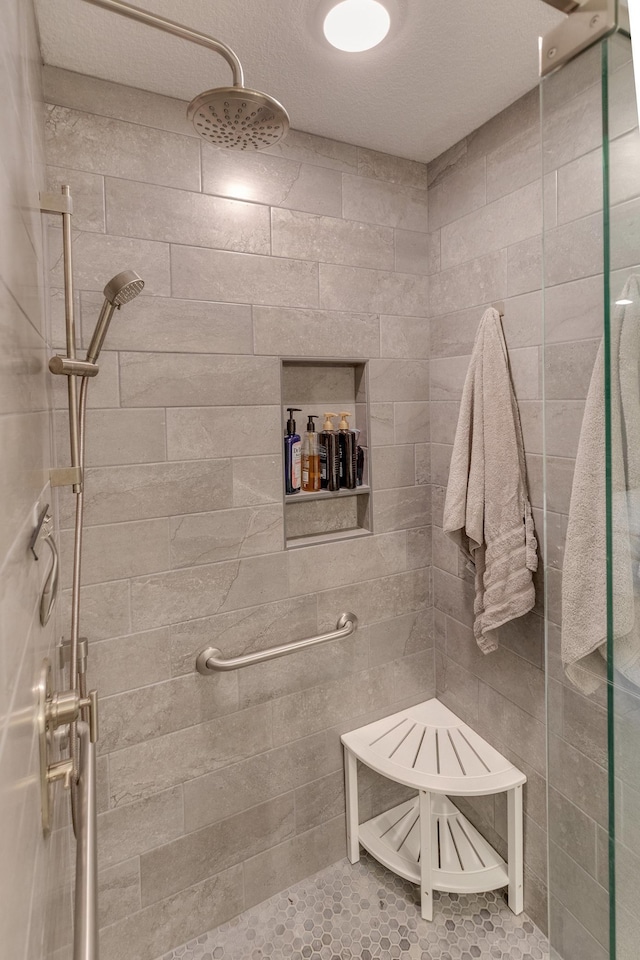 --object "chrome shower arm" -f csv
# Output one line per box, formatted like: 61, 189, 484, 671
81, 0, 244, 87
